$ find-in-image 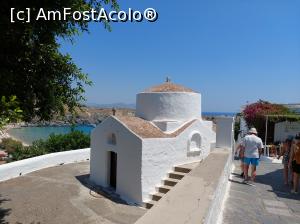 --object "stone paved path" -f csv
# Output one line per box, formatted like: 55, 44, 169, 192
222, 160, 300, 224
0, 162, 145, 224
